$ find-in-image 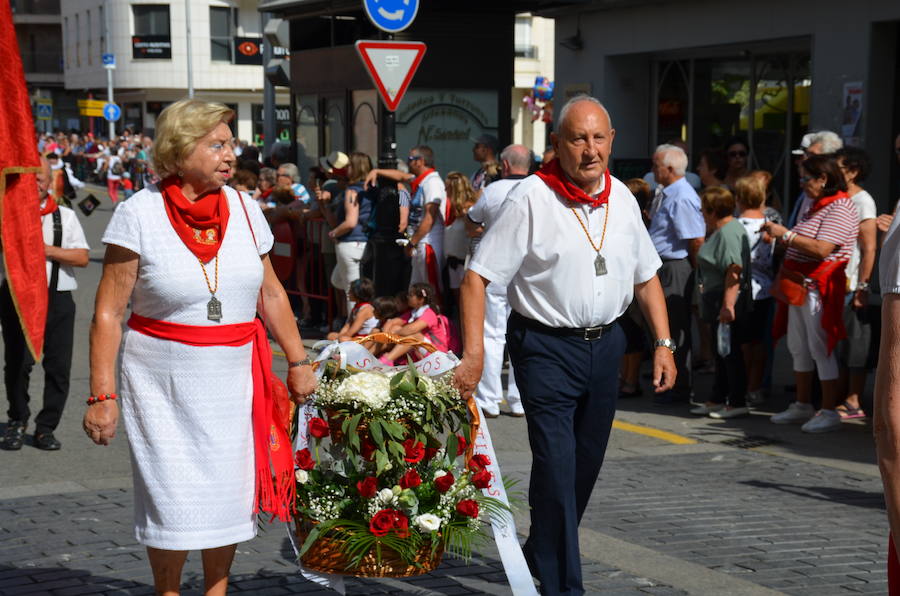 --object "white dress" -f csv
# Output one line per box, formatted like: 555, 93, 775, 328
102, 184, 274, 550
